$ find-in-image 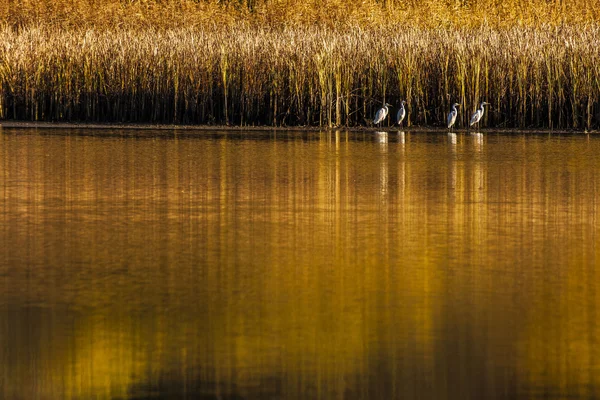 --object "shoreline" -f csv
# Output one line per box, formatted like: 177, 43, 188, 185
0, 121, 596, 135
